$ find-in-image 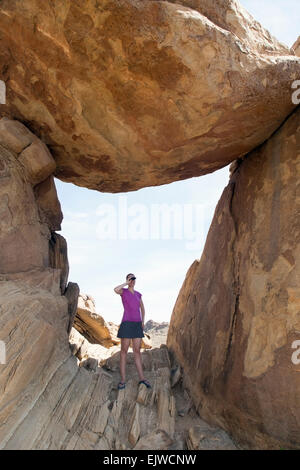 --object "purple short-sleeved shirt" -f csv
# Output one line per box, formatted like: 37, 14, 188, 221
121, 288, 142, 322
